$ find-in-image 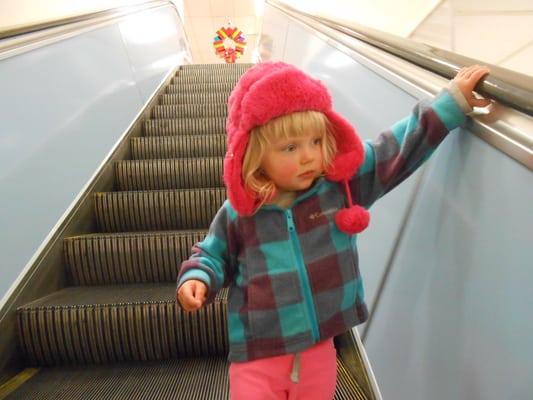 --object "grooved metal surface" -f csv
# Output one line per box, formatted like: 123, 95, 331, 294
116, 158, 224, 190
179, 63, 254, 70
143, 117, 226, 136
131, 135, 227, 159
175, 69, 250, 78
166, 82, 235, 93
336, 358, 369, 399
160, 92, 230, 104
17, 285, 228, 366
94, 188, 226, 232
4, 357, 363, 400
152, 103, 227, 118
64, 231, 207, 285
172, 74, 242, 84
6, 358, 229, 400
